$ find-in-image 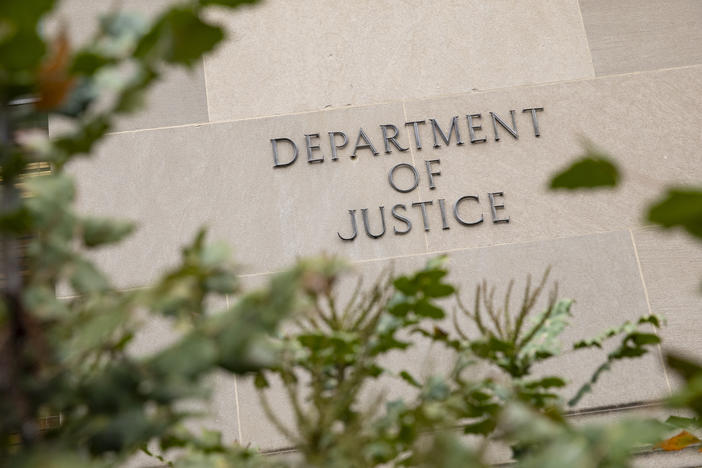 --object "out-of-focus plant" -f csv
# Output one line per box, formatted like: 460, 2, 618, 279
254, 260, 666, 467
0, 0, 684, 466
549, 142, 702, 455
0, 0, 319, 467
